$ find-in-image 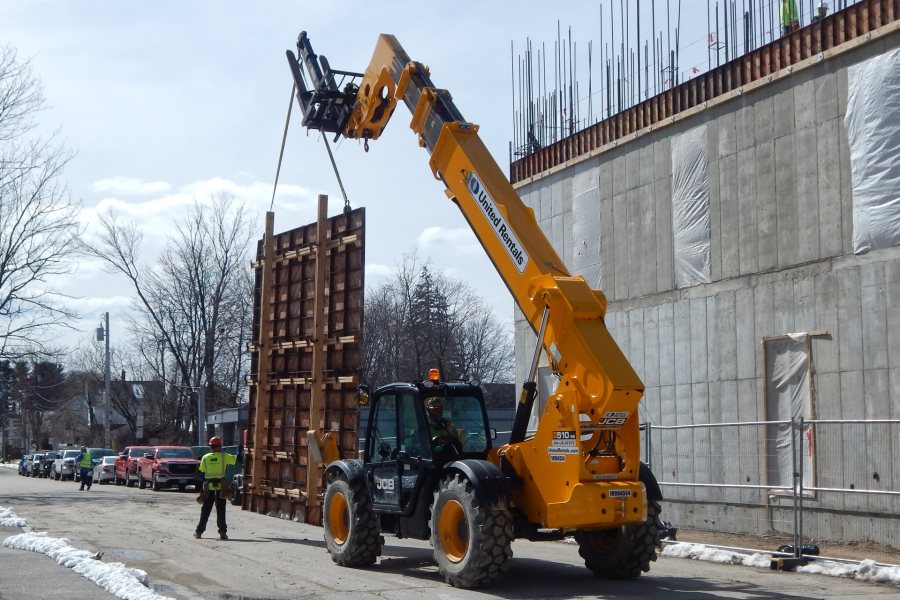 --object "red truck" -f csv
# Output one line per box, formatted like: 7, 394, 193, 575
136, 446, 201, 491
114, 446, 153, 487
